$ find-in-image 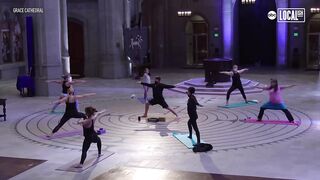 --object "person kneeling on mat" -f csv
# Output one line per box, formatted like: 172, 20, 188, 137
187, 87, 203, 145
256, 79, 295, 123
138, 76, 178, 118
75, 107, 106, 168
